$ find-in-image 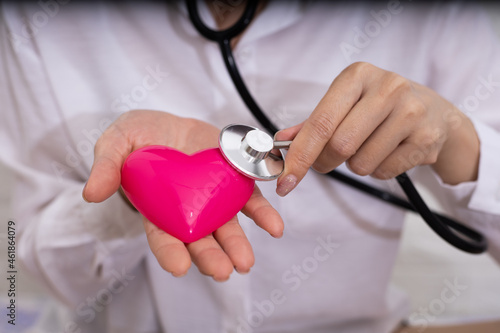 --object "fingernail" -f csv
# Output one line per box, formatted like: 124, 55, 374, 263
276, 174, 297, 197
